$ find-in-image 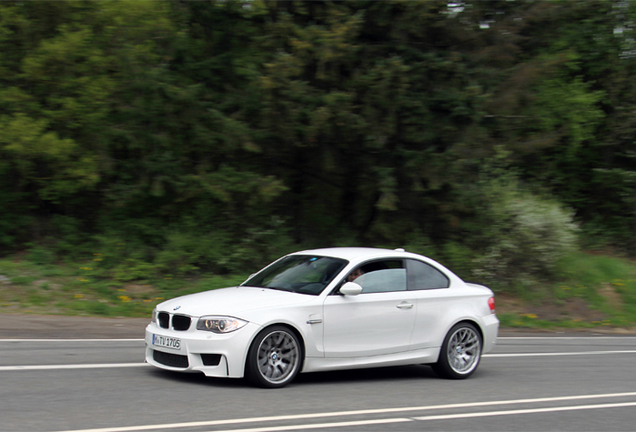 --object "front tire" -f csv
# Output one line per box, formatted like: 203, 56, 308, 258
246, 325, 302, 388
432, 322, 482, 379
